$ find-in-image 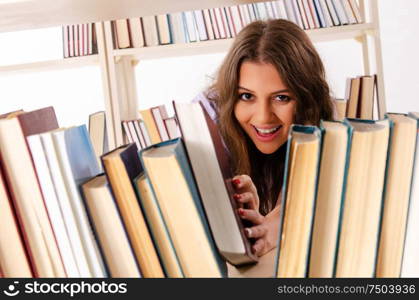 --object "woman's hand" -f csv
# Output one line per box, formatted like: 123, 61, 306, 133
232, 175, 280, 257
